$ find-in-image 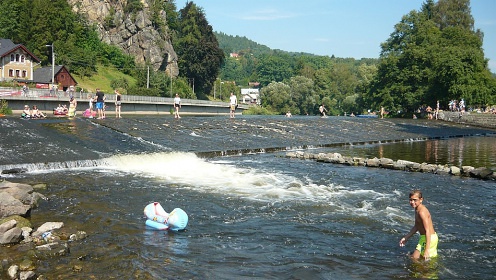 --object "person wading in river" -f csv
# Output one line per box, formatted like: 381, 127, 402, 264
399, 190, 438, 261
